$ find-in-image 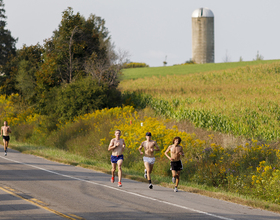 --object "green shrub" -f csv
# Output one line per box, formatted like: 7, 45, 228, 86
39, 77, 121, 123
123, 62, 149, 69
